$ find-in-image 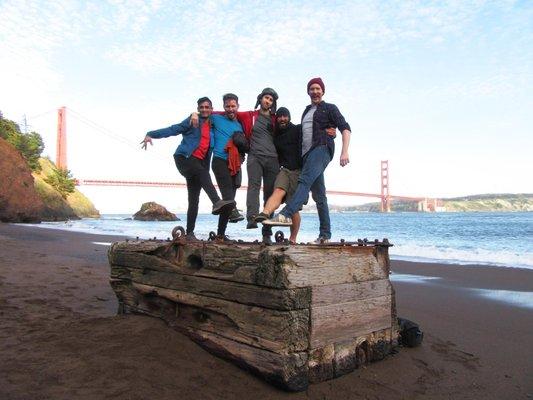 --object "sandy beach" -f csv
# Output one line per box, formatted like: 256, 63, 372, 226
0, 223, 531, 399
